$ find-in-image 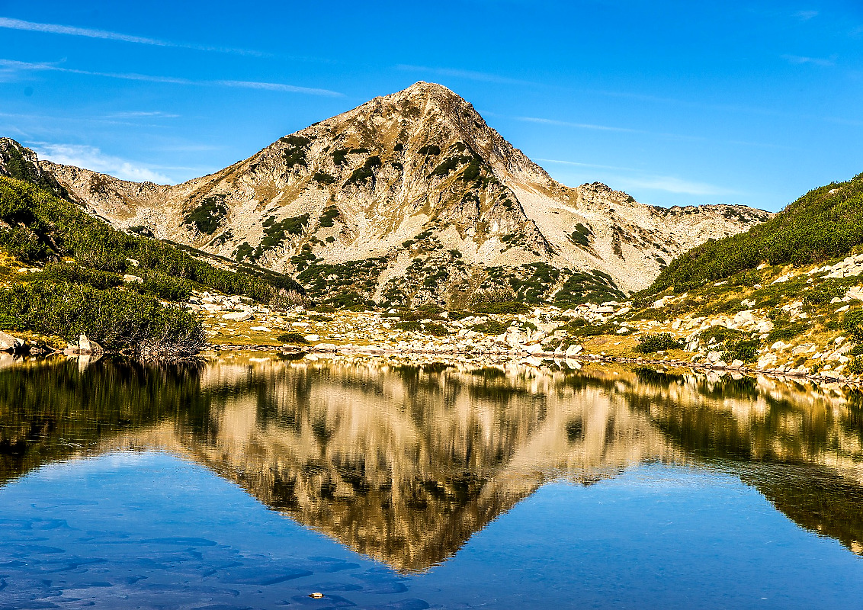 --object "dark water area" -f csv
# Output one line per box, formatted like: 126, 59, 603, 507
2, 353, 863, 608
